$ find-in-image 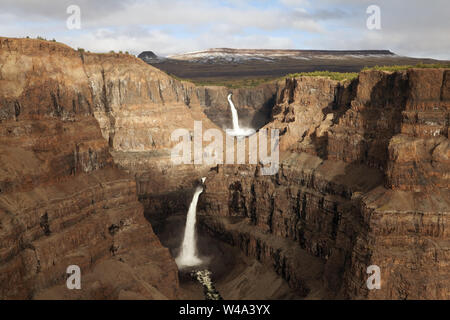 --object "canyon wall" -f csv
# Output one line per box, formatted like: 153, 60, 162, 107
1, 37, 448, 300
81, 47, 279, 225
200, 69, 450, 299
0, 37, 183, 299
0, 37, 279, 299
